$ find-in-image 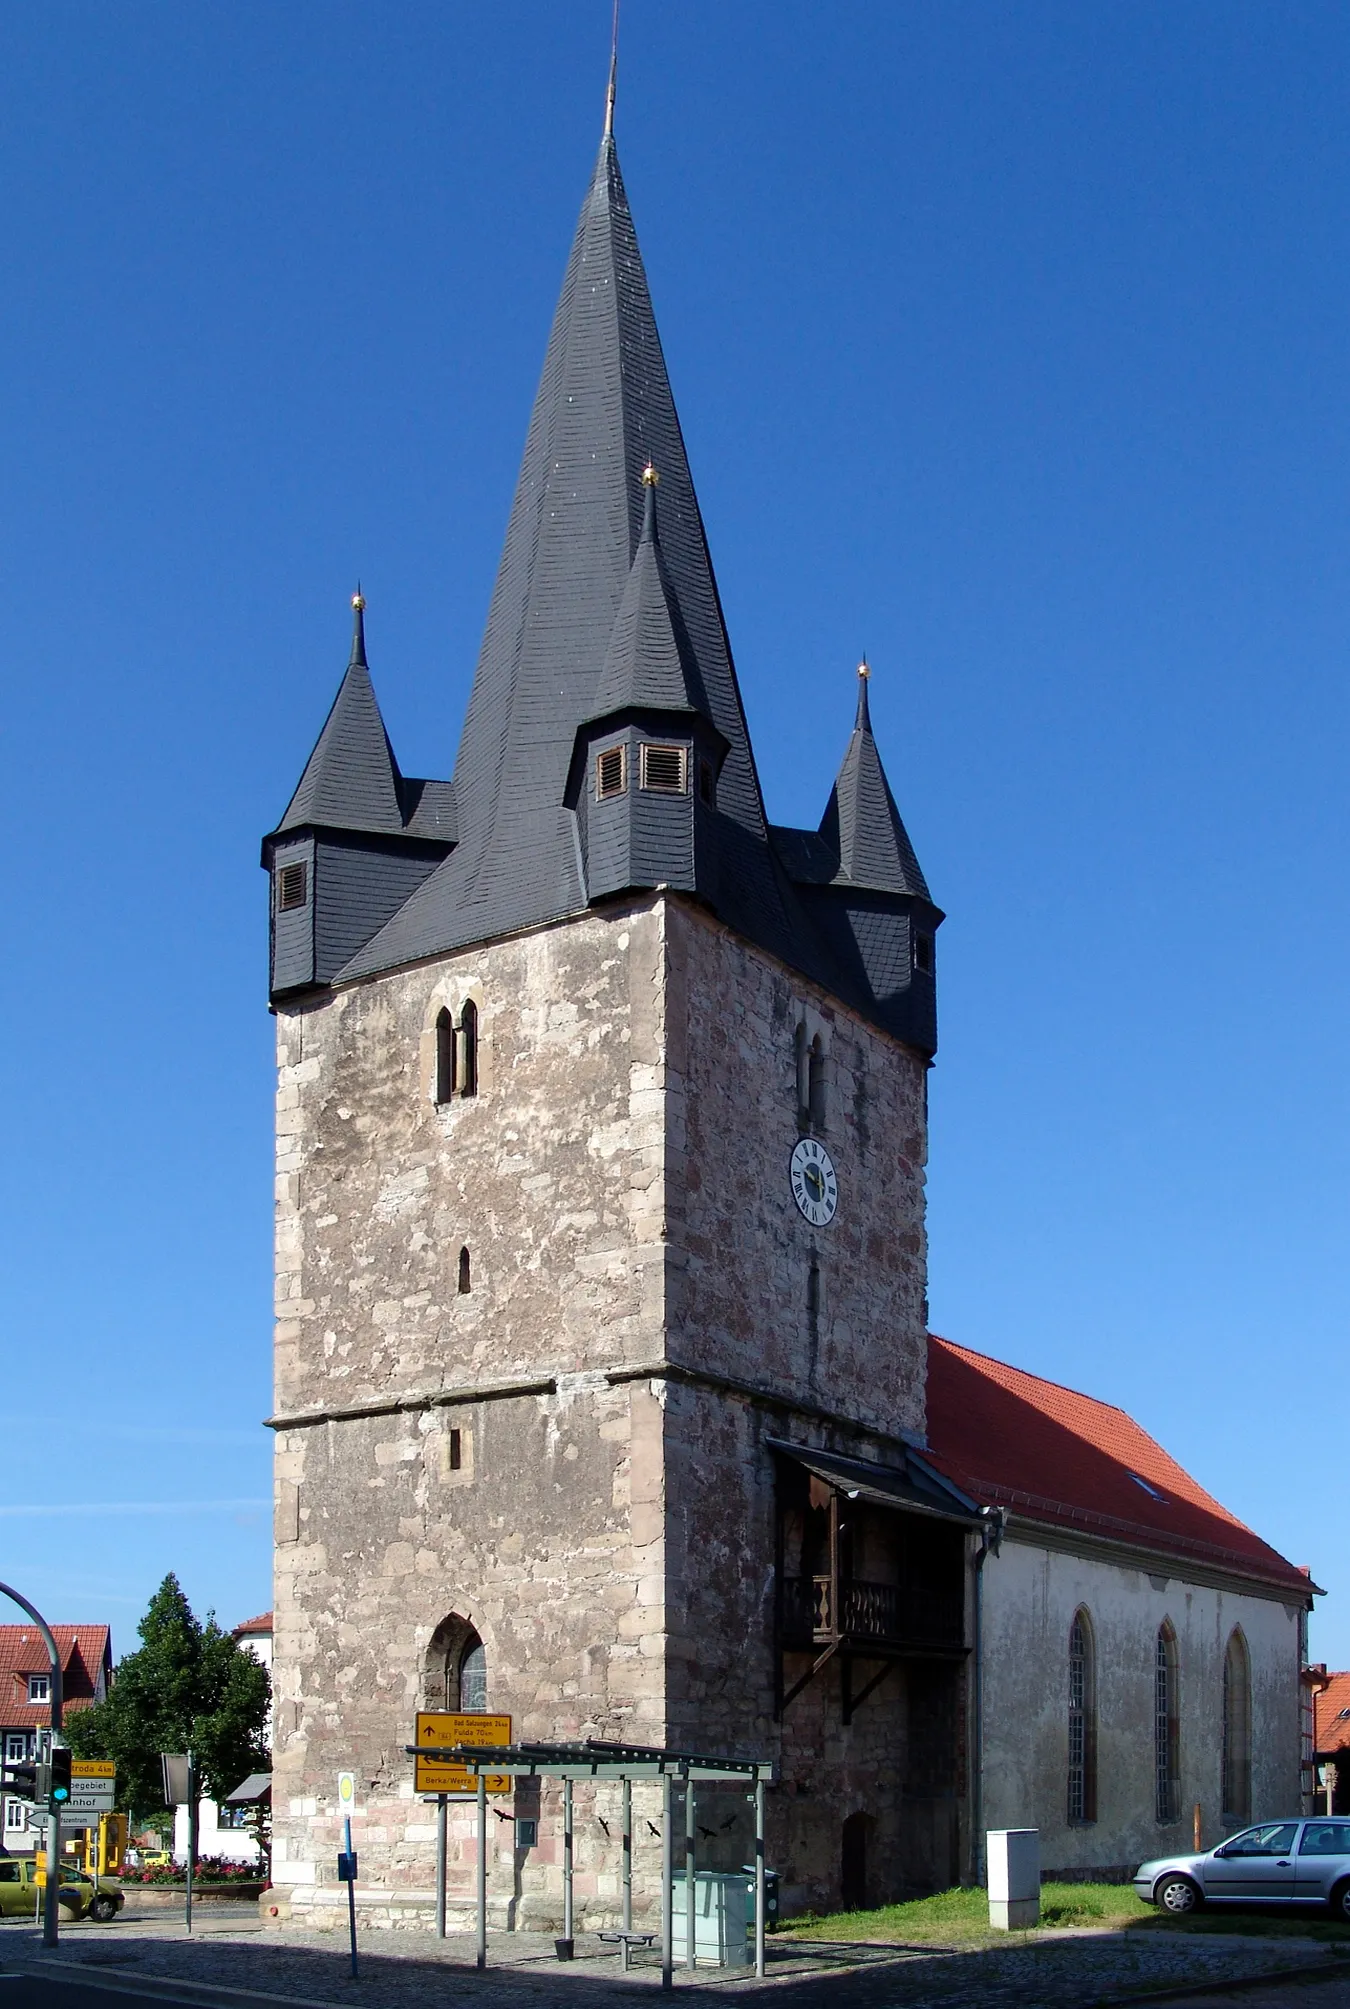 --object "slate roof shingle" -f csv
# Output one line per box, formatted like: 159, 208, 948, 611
925, 1337, 1312, 1596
